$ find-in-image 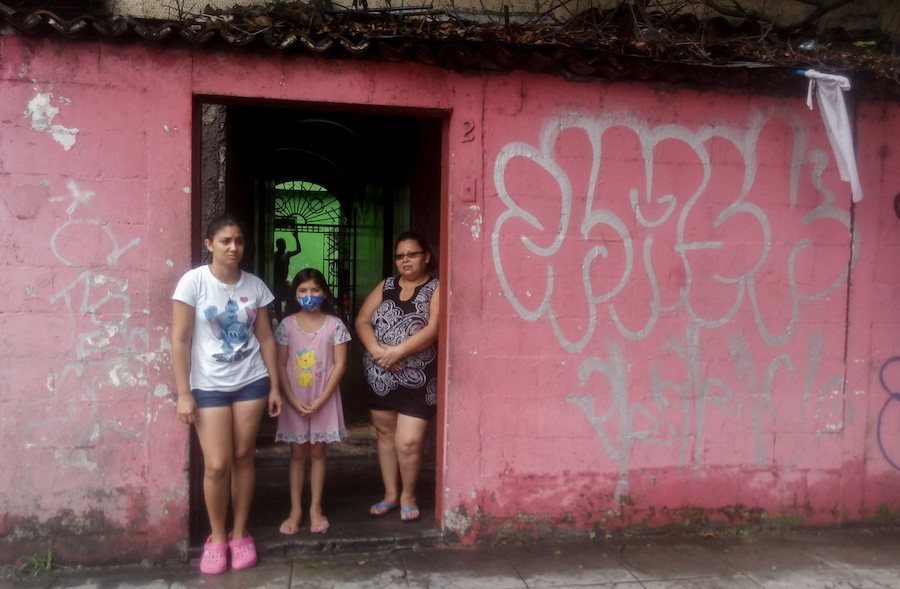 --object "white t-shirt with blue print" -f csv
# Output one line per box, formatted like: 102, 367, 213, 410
173, 265, 274, 392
